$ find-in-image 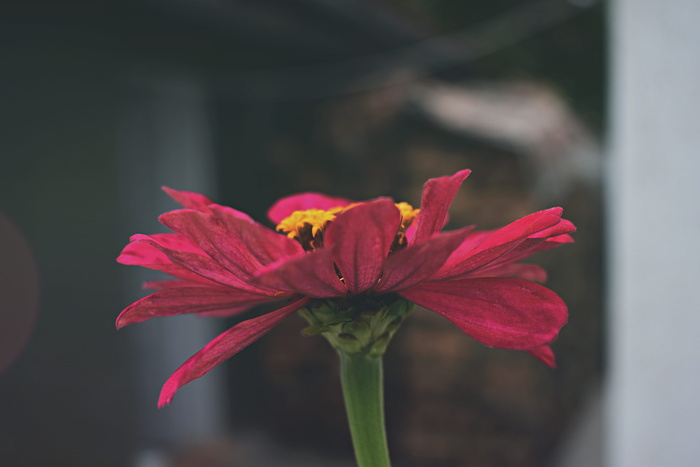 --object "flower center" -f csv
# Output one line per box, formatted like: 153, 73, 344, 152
276, 202, 419, 251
